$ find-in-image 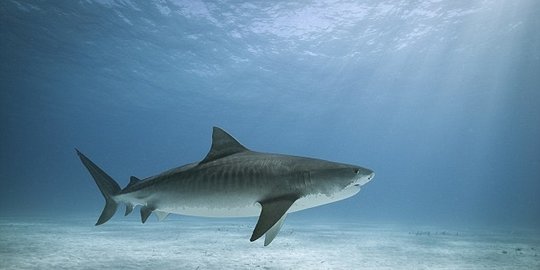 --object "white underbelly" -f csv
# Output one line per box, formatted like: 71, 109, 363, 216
157, 190, 358, 218
162, 203, 261, 218
120, 187, 360, 218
